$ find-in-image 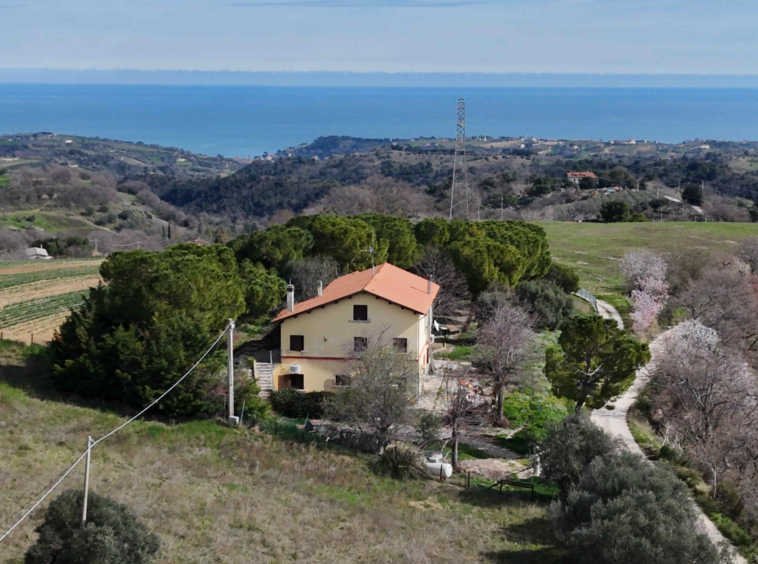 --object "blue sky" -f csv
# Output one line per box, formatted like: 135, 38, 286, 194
1, 0, 757, 75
